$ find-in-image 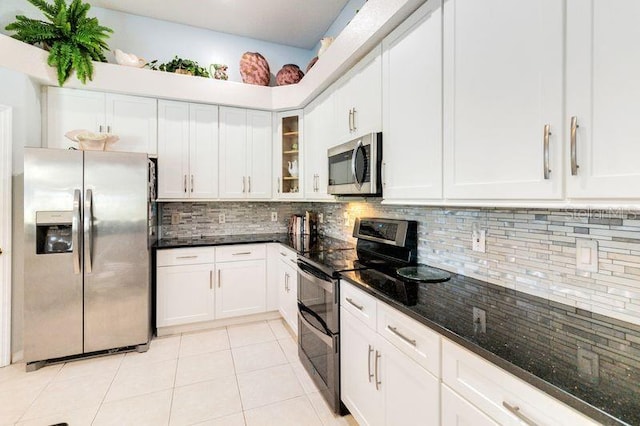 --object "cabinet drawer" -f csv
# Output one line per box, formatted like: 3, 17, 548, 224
442, 339, 599, 426
341, 280, 377, 330
157, 247, 215, 267
276, 246, 298, 265
377, 303, 440, 377
216, 244, 266, 262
